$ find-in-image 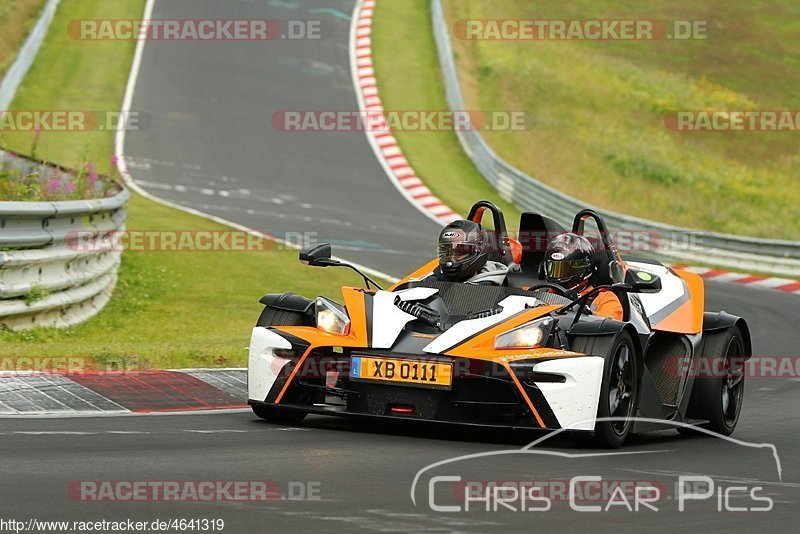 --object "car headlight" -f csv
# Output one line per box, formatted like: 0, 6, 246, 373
315, 297, 350, 335
494, 317, 554, 349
